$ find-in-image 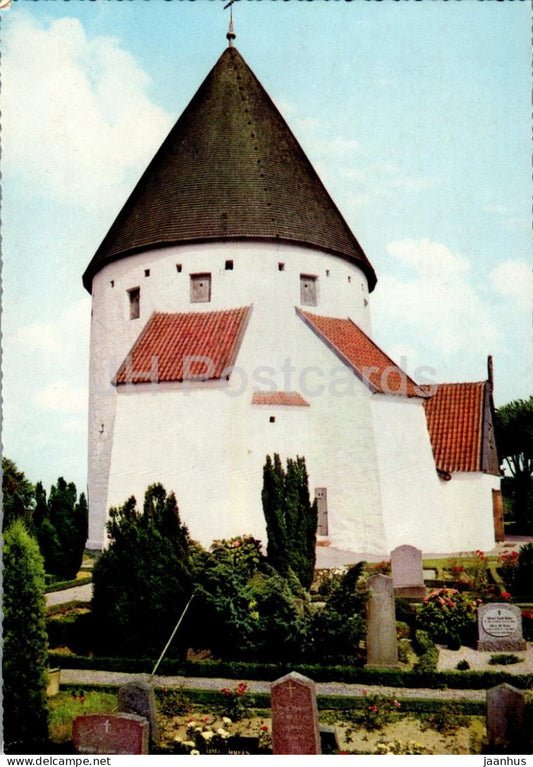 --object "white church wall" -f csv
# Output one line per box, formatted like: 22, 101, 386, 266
370, 394, 453, 553
88, 241, 373, 548
440, 472, 499, 553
